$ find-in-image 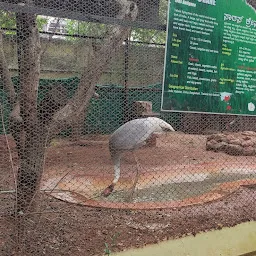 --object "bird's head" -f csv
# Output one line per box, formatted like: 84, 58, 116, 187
160, 123, 175, 132
147, 117, 175, 133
